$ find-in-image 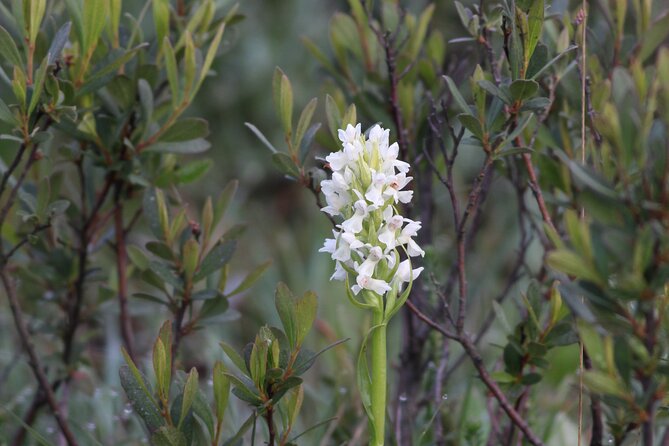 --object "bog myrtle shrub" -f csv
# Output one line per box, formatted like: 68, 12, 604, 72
0, 0, 668, 445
